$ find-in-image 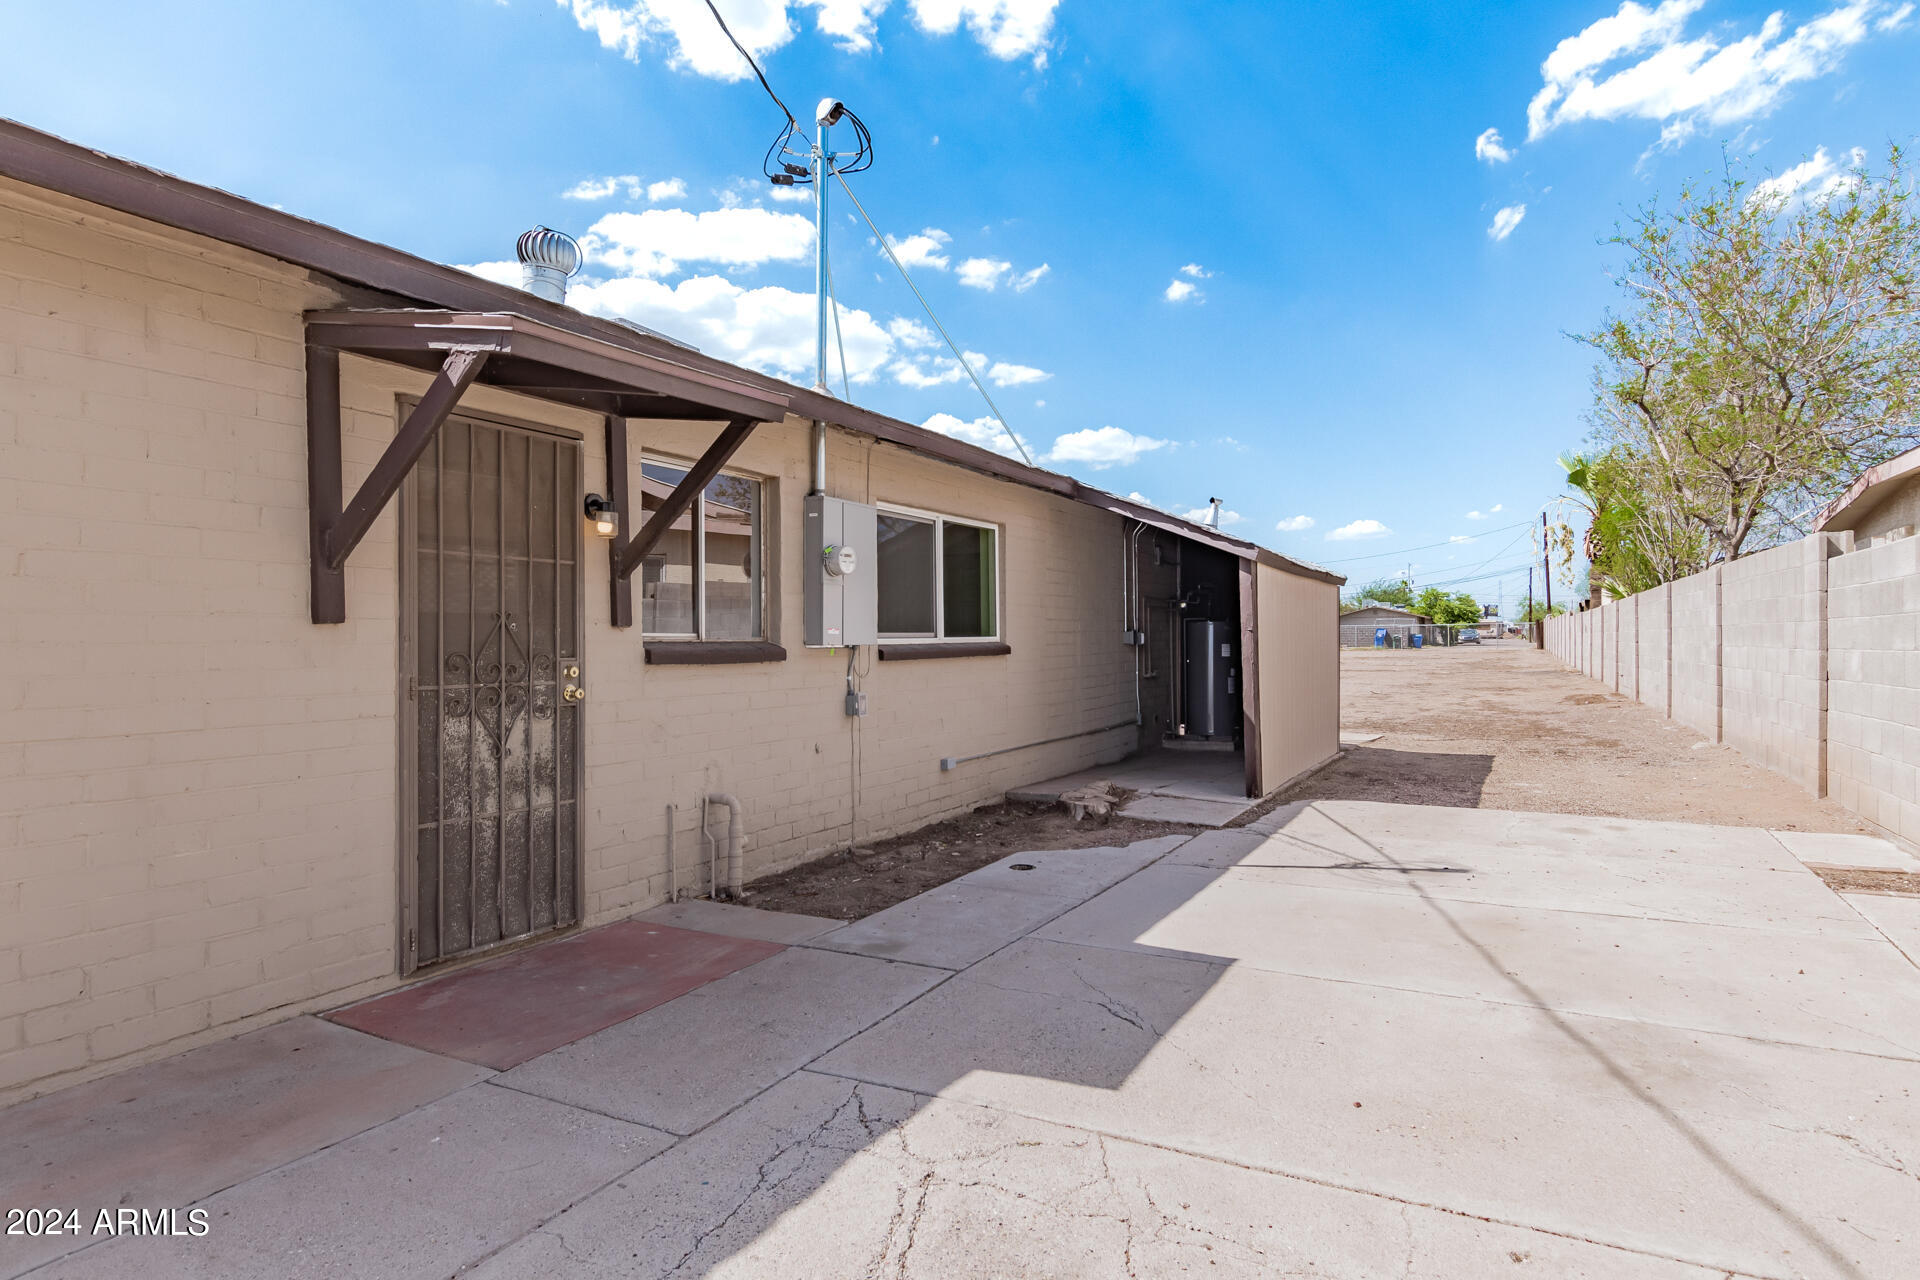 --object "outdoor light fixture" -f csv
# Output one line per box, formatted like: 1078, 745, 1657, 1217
584, 494, 619, 539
